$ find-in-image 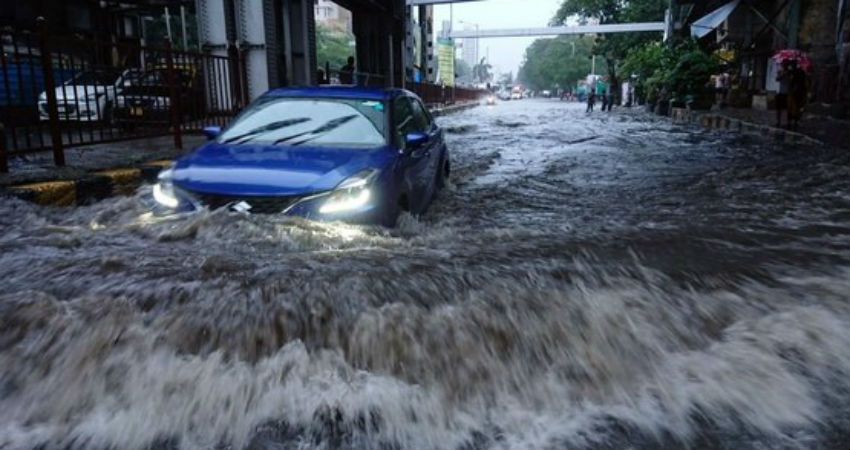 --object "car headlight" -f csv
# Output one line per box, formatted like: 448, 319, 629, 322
153, 170, 179, 209
319, 169, 377, 214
